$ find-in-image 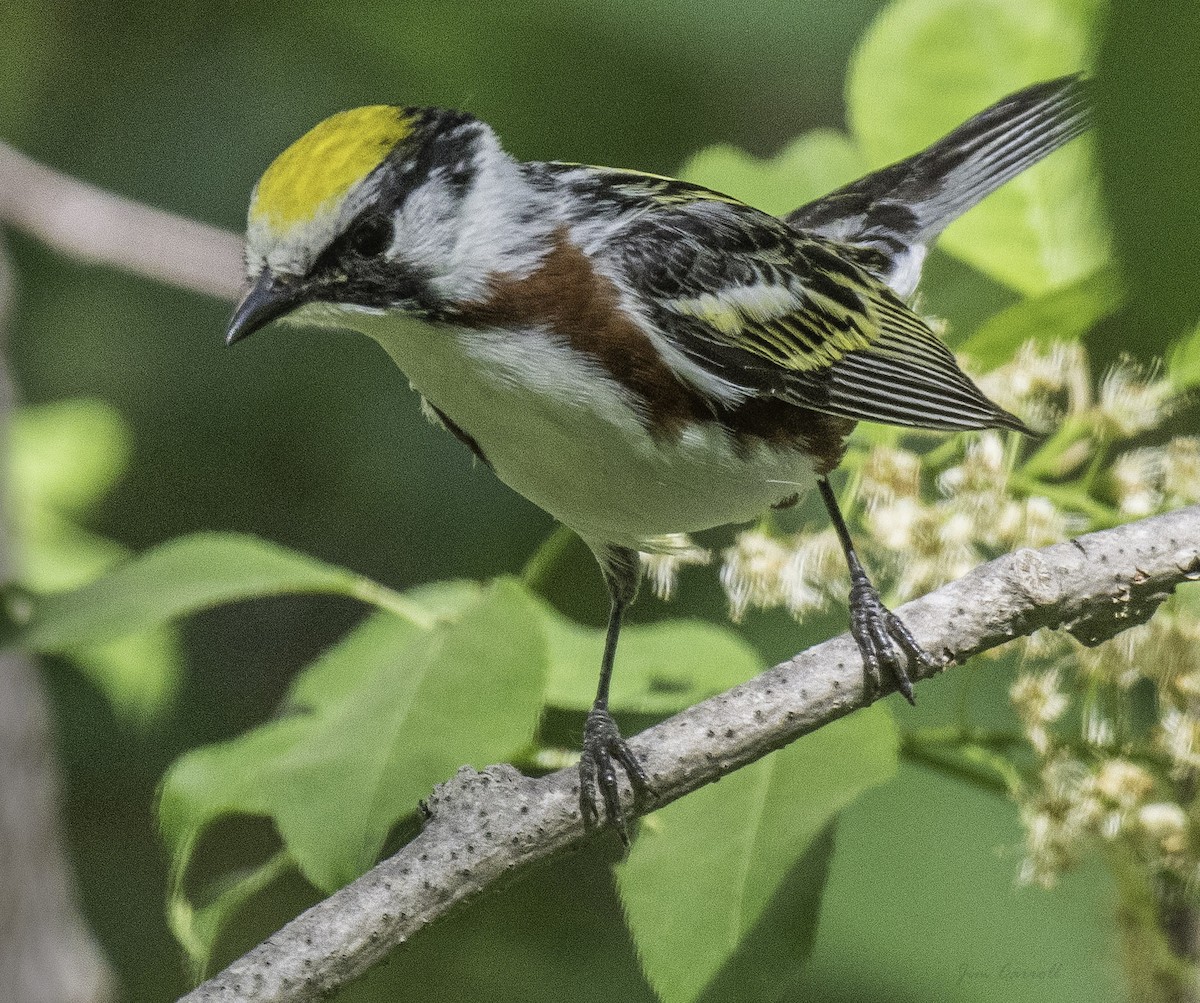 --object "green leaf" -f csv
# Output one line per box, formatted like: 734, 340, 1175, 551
958, 267, 1124, 369
847, 0, 1108, 295
287, 581, 483, 710
169, 850, 293, 981
616, 704, 899, 1003
543, 610, 763, 716
679, 129, 866, 216
71, 629, 183, 728
17, 531, 433, 652
11, 400, 132, 597
11, 399, 130, 515
16, 508, 129, 594
160, 577, 548, 965
916, 250, 1021, 341
9, 400, 181, 724
278, 578, 546, 891
159, 716, 314, 872
696, 822, 837, 1003
1172, 582, 1200, 621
